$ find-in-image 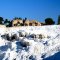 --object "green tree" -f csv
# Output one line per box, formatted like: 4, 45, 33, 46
4, 19, 10, 27
57, 15, 60, 24
4, 19, 8, 23
23, 17, 27, 26
9, 20, 13, 27
18, 17, 22, 20
13, 17, 18, 20
45, 18, 55, 25
0, 17, 4, 24
13, 17, 22, 20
